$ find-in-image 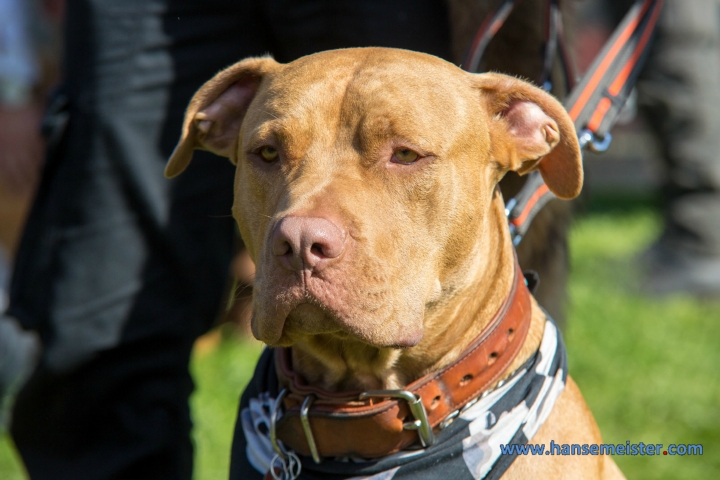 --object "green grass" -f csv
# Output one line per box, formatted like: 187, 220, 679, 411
565, 197, 720, 479
190, 328, 263, 480
0, 435, 25, 480
1, 197, 718, 479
